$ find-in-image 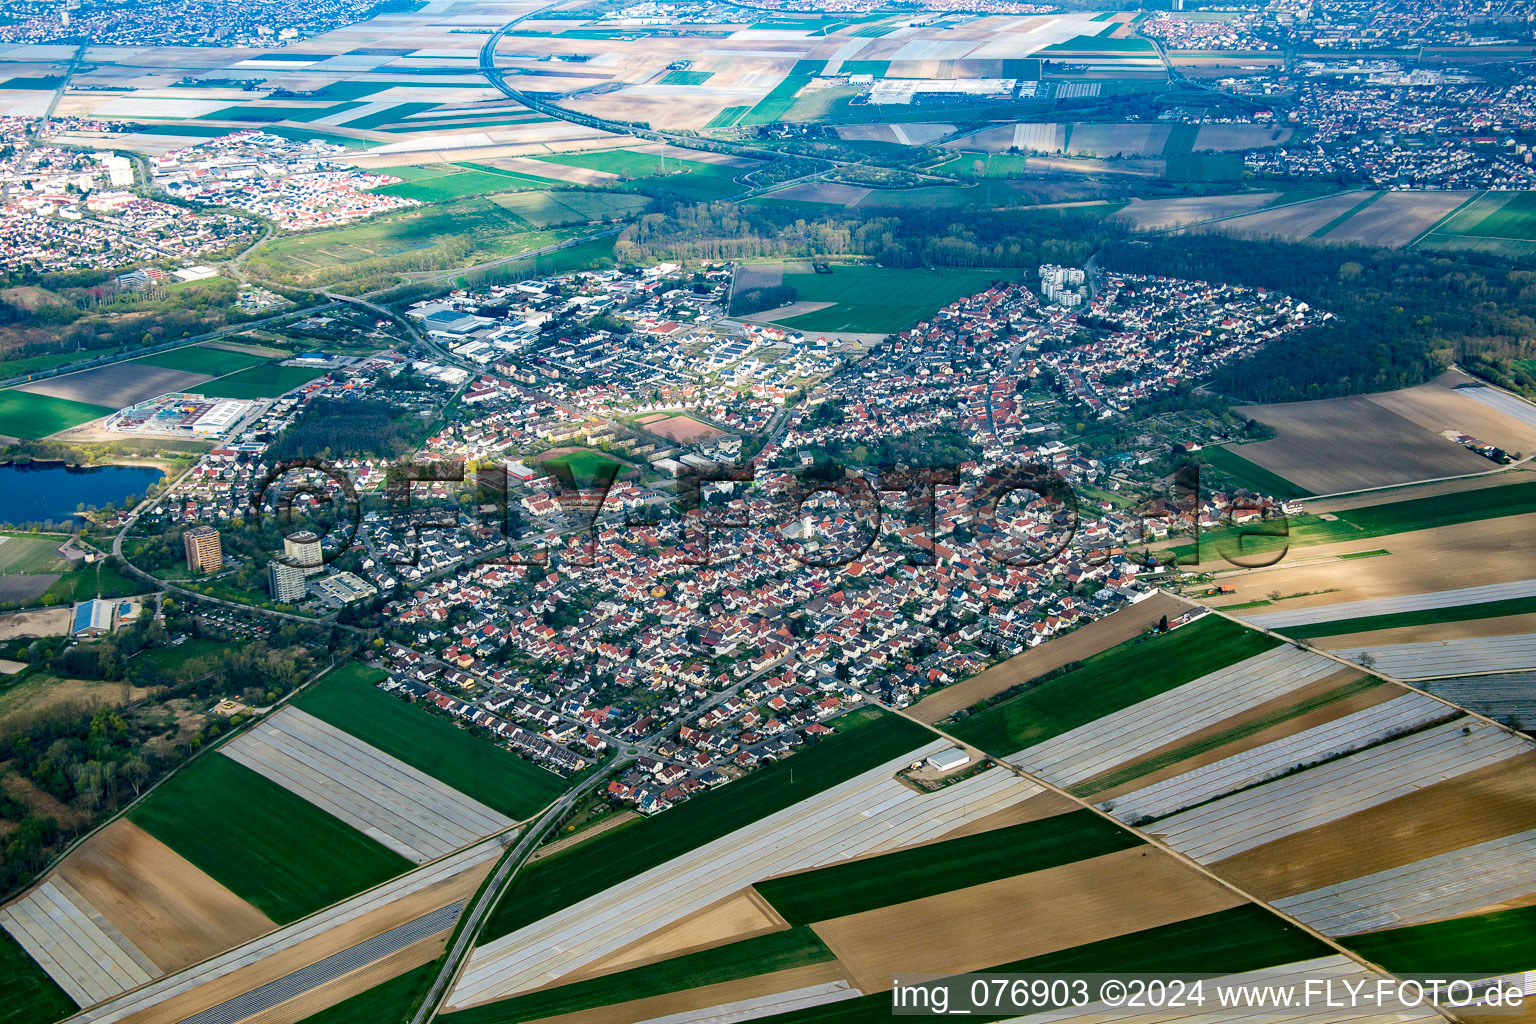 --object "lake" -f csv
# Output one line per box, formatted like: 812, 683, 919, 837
0, 462, 164, 527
